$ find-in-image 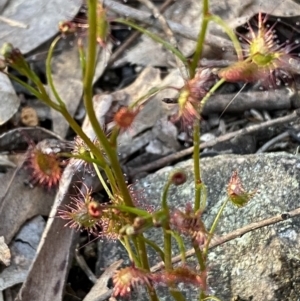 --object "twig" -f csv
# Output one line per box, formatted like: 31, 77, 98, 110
202, 89, 295, 115
137, 0, 176, 47
256, 131, 290, 153
108, 0, 175, 67
0, 16, 28, 28
83, 260, 123, 301
75, 248, 98, 284
128, 109, 300, 175
150, 206, 300, 272
103, 0, 234, 50
136, 0, 187, 77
